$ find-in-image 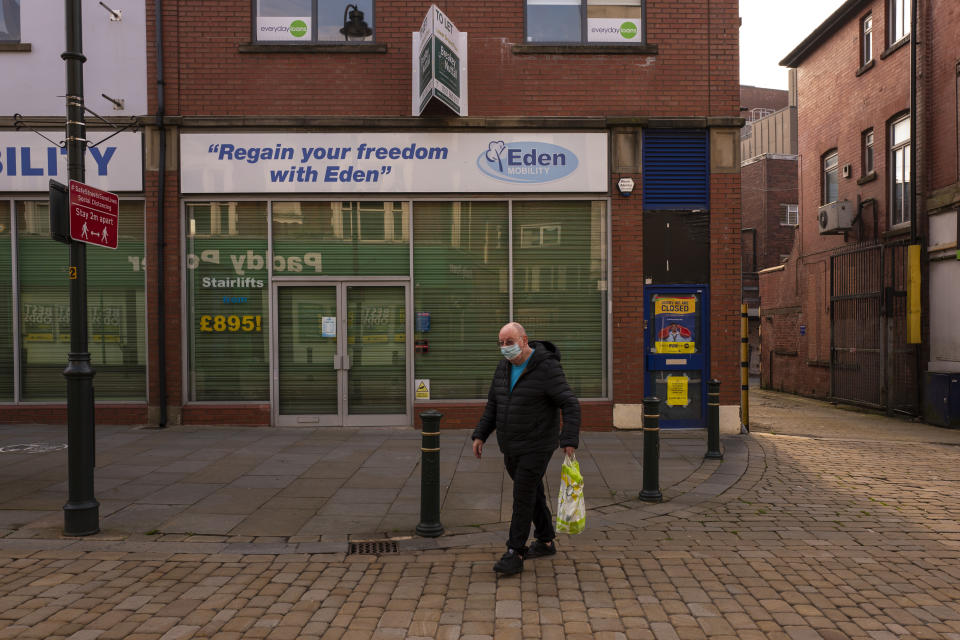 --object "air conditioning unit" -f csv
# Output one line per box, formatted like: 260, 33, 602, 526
818, 200, 854, 234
